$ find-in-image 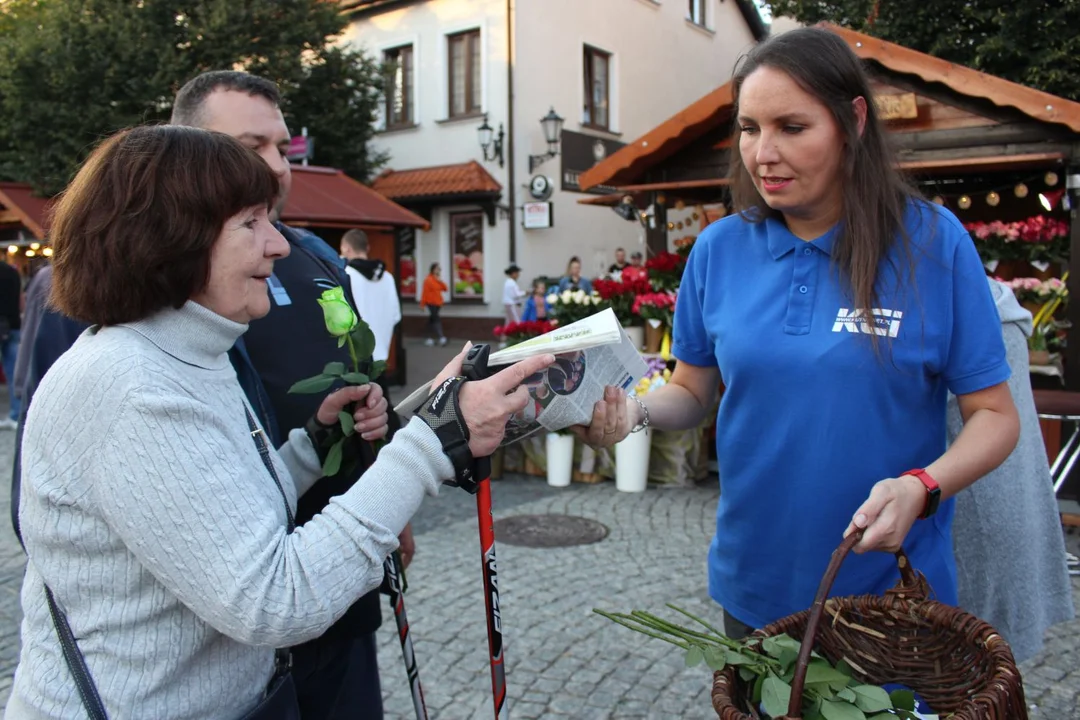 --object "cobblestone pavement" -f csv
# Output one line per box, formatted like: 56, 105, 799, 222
0, 357, 1077, 718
